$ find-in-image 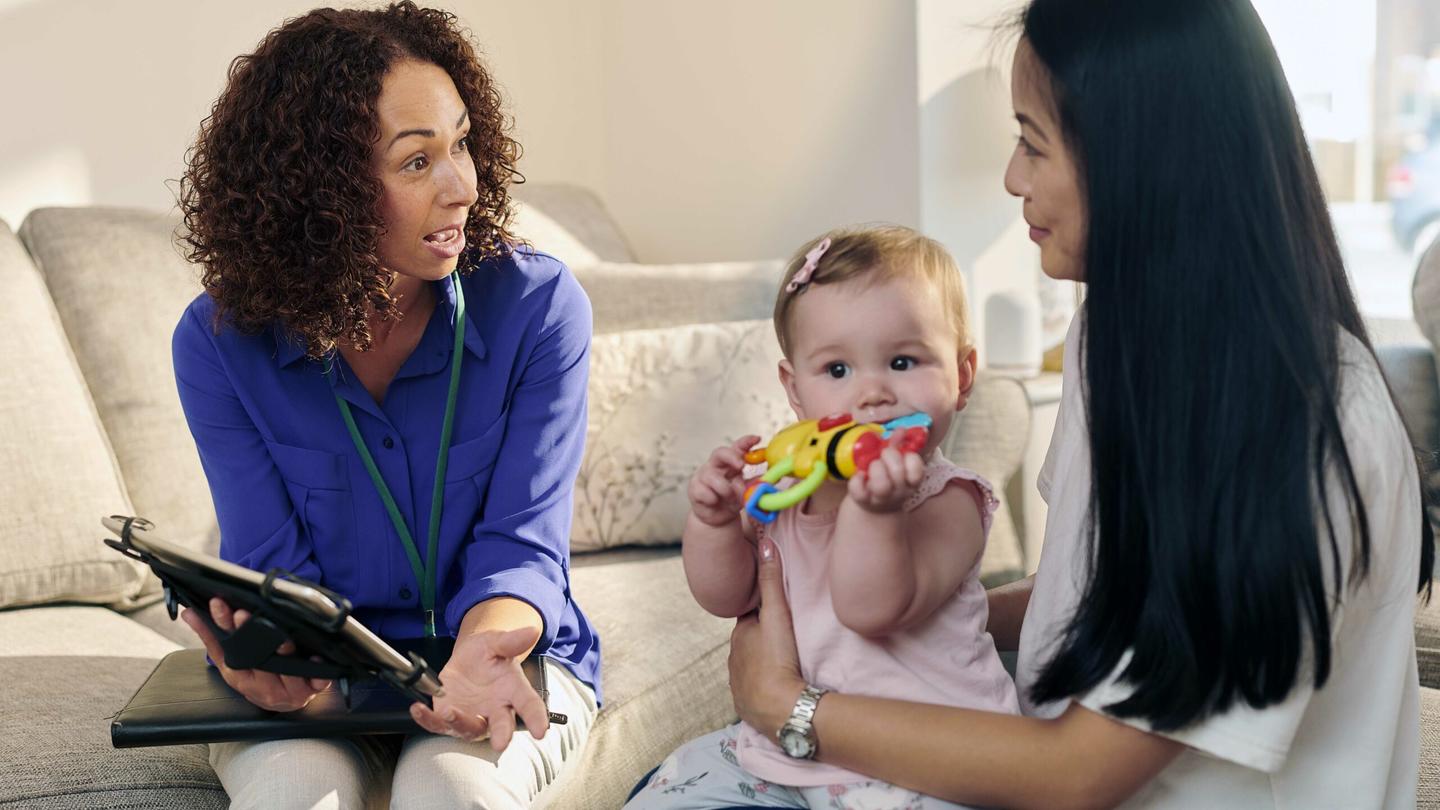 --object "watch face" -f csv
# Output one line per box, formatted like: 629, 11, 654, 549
778, 725, 814, 759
